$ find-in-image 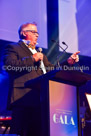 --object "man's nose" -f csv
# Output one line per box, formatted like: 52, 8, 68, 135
36, 33, 39, 37
35, 32, 39, 37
